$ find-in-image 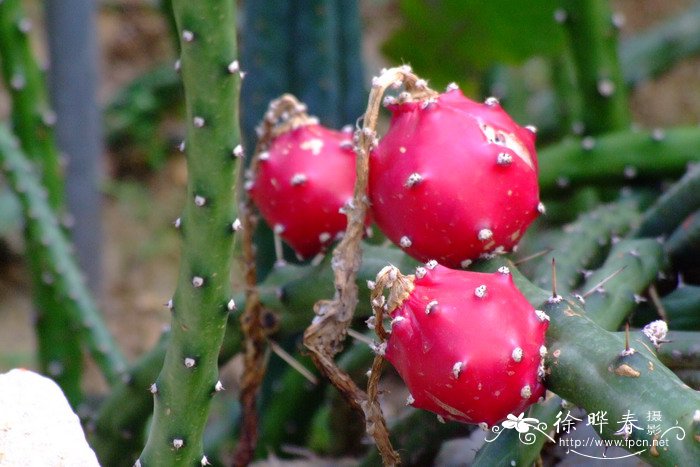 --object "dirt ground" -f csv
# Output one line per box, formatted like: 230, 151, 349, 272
0, 0, 698, 396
